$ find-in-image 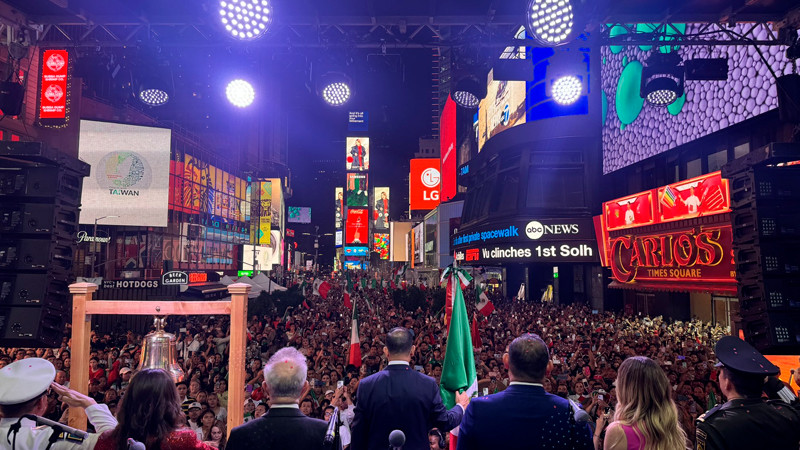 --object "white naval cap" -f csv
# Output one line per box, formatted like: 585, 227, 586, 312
0, 358, 56, 405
